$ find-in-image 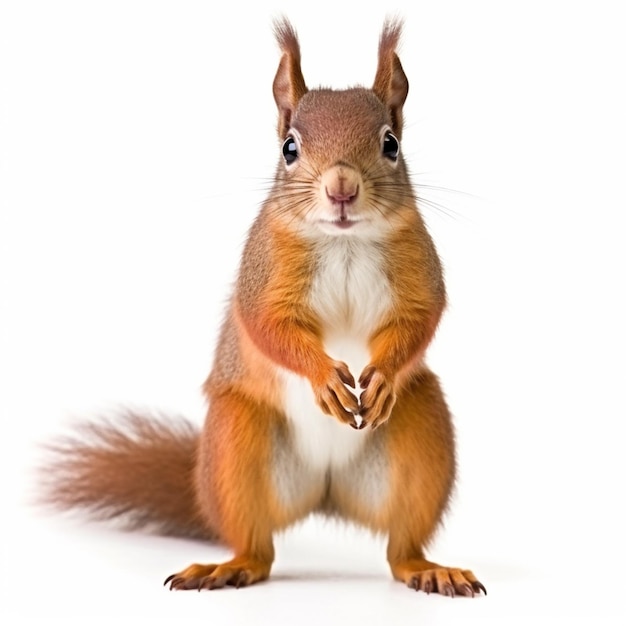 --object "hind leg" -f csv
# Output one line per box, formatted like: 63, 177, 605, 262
166, 390, 283, 590
384, 369, 486, 596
